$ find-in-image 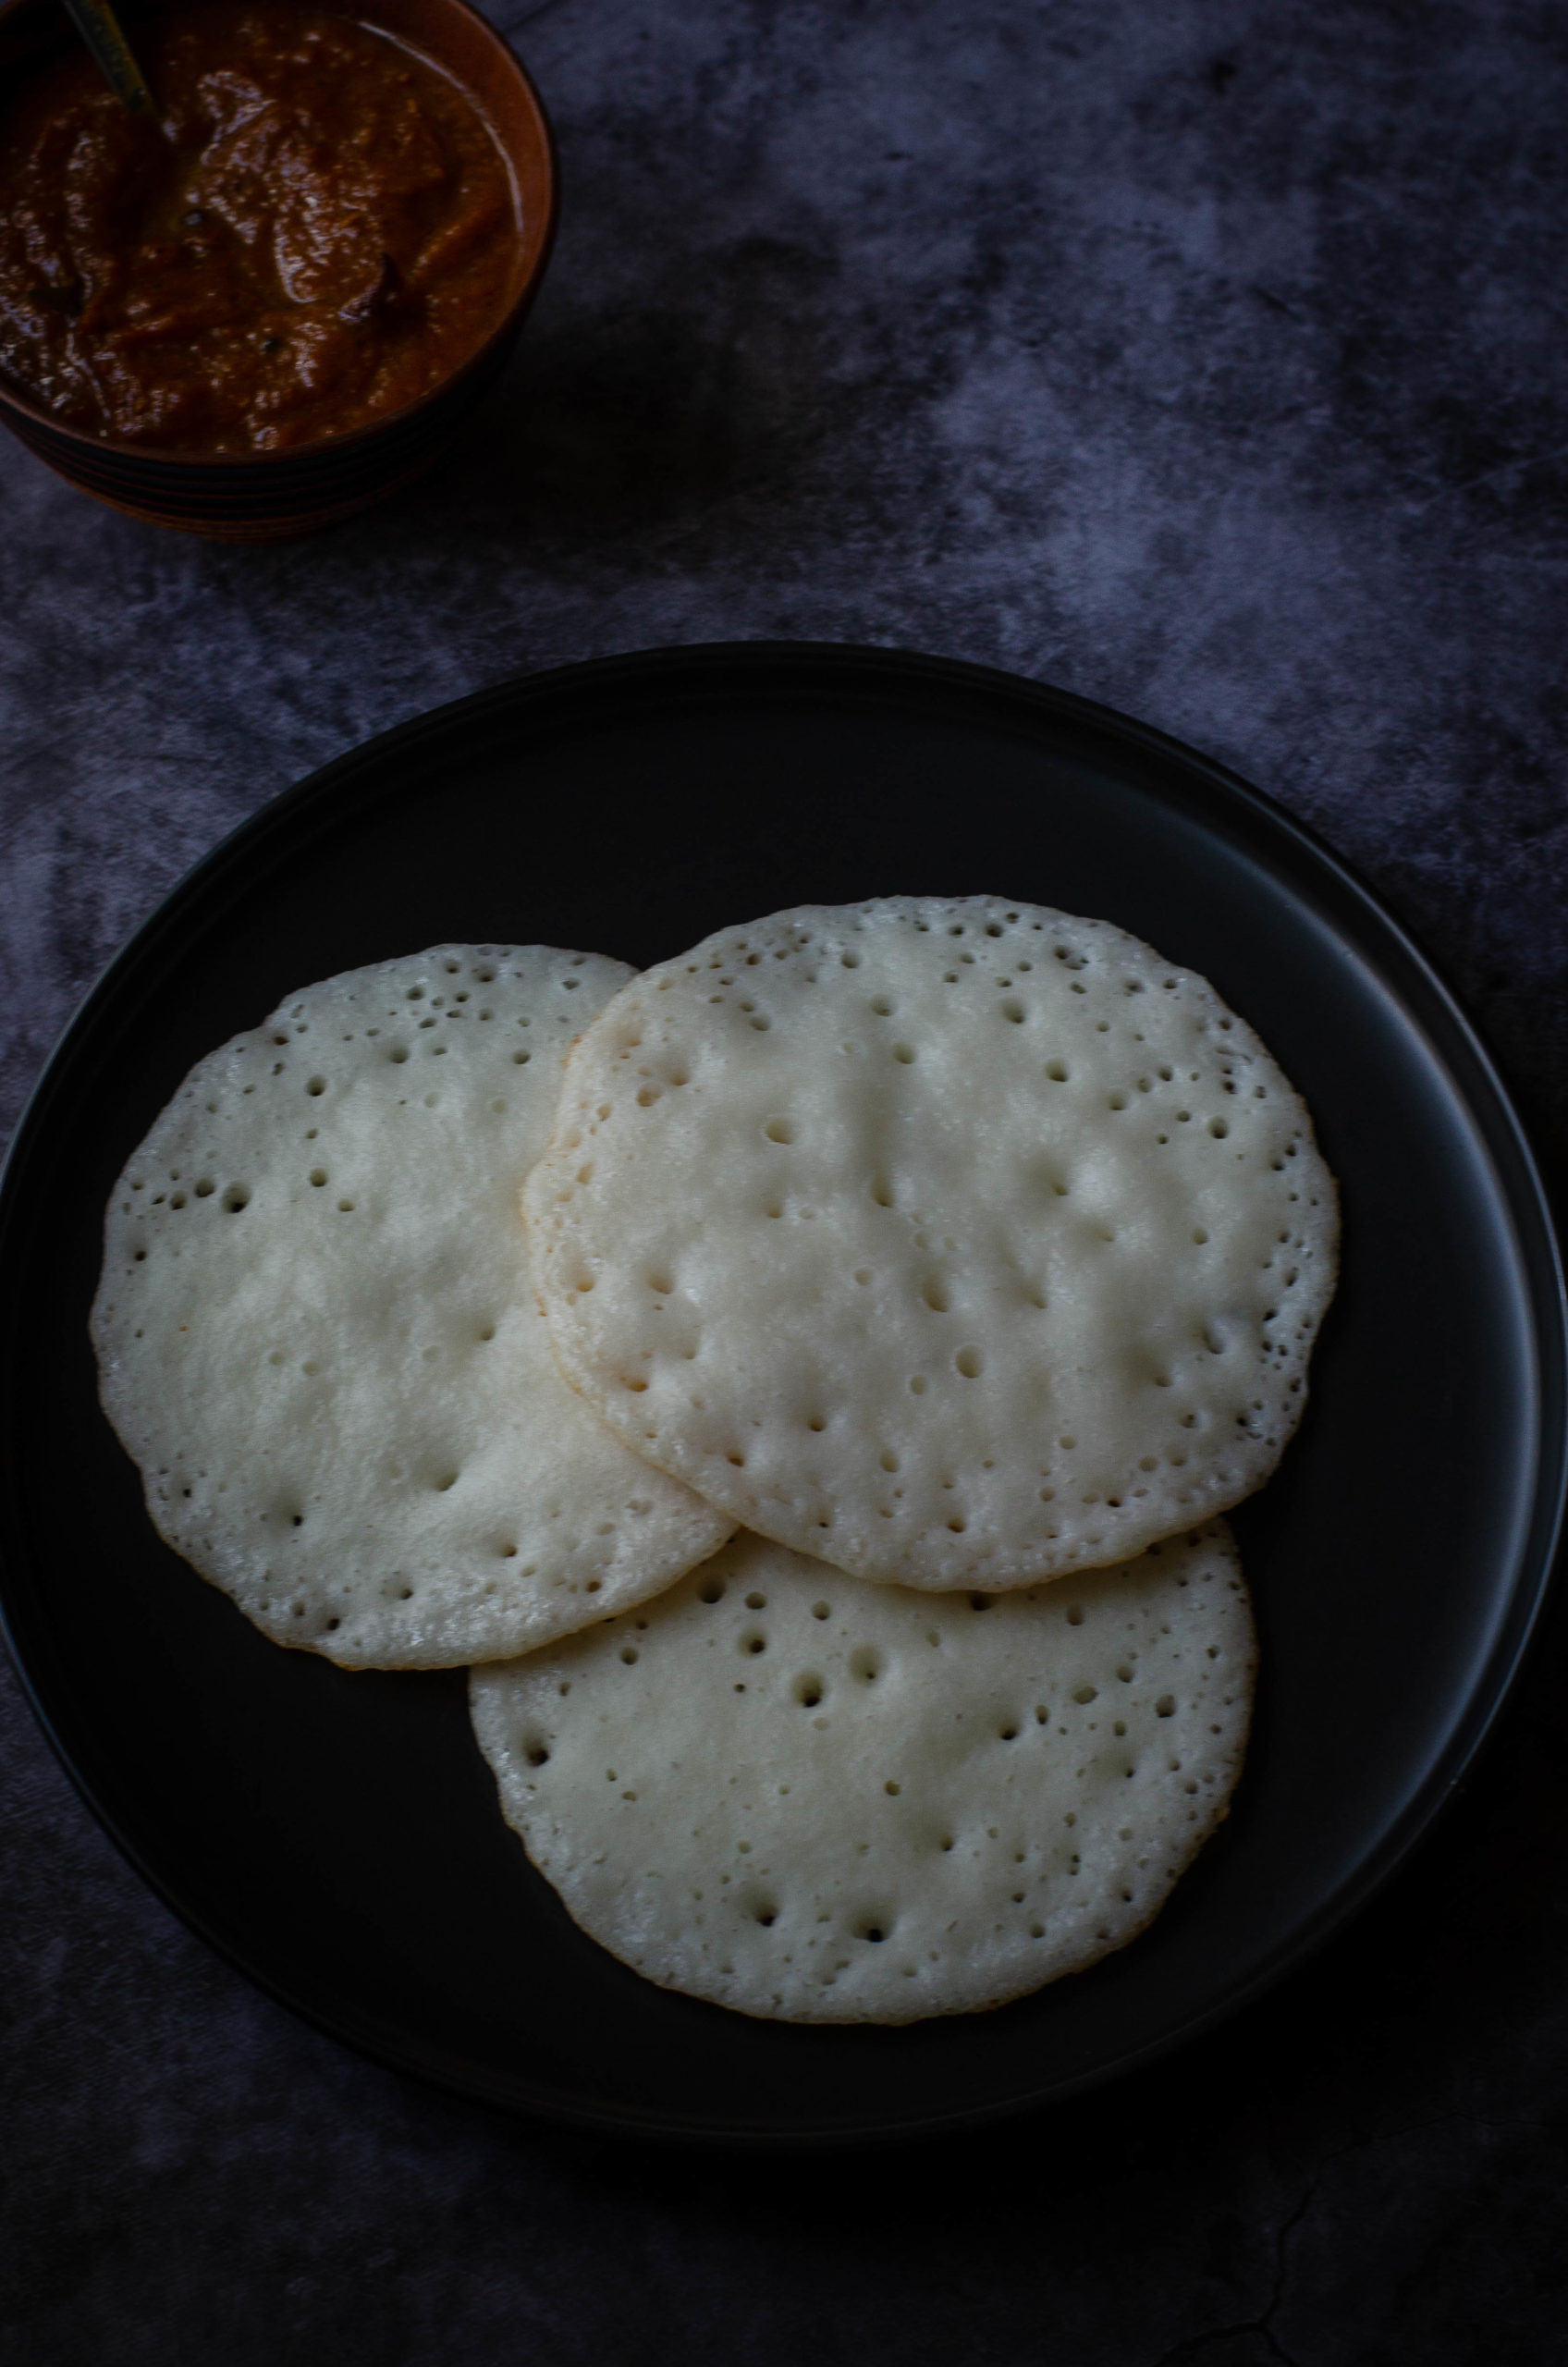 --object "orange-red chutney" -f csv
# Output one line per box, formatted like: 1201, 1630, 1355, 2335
0, 6, 523, 450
